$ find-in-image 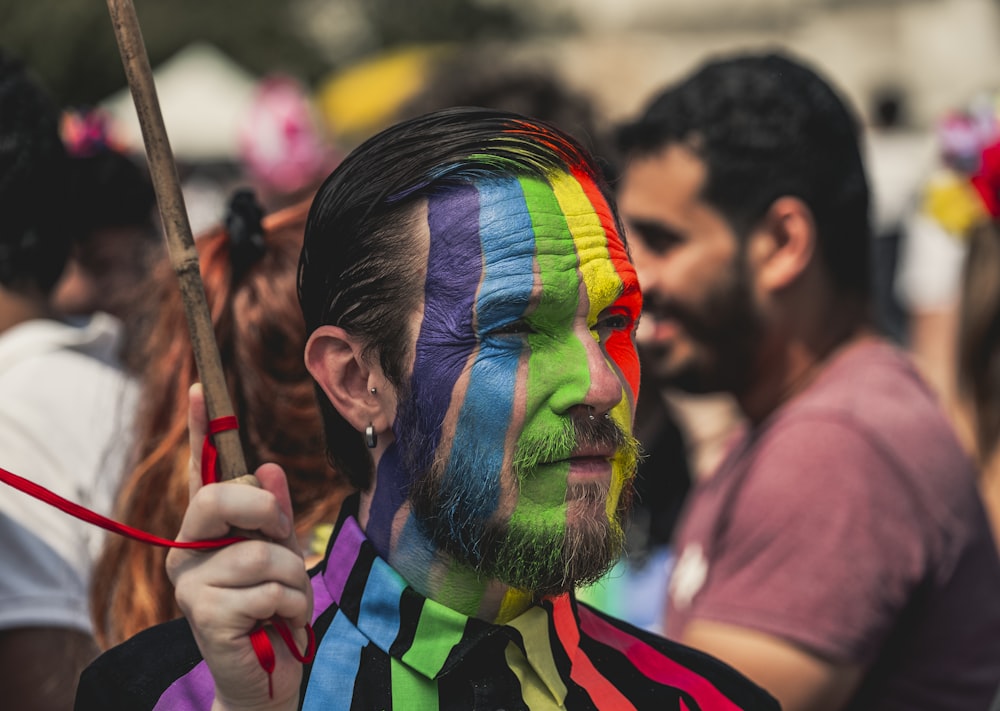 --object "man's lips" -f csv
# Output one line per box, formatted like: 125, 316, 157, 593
539, 450, 615, 482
